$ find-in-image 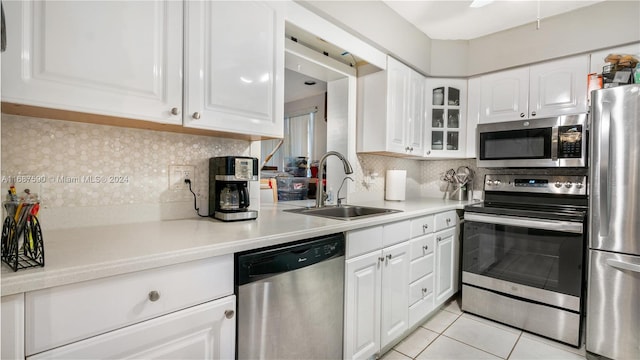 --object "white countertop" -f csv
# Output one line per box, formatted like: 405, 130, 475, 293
1, 198, 474, 296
